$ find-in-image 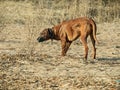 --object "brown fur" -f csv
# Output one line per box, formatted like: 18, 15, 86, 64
37, 17, 98, 61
